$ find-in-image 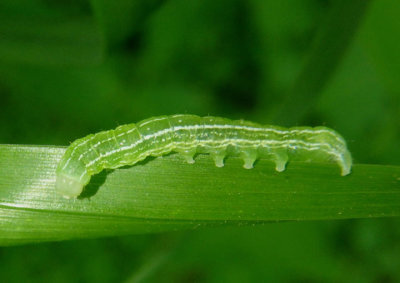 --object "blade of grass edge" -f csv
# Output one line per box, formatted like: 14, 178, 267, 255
272, 0, 372, 125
